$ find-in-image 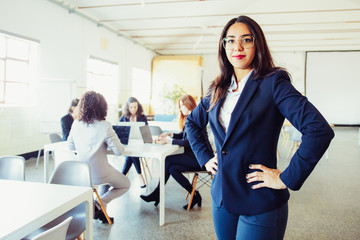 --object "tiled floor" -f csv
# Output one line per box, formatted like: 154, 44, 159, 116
25, 127, 360, 240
